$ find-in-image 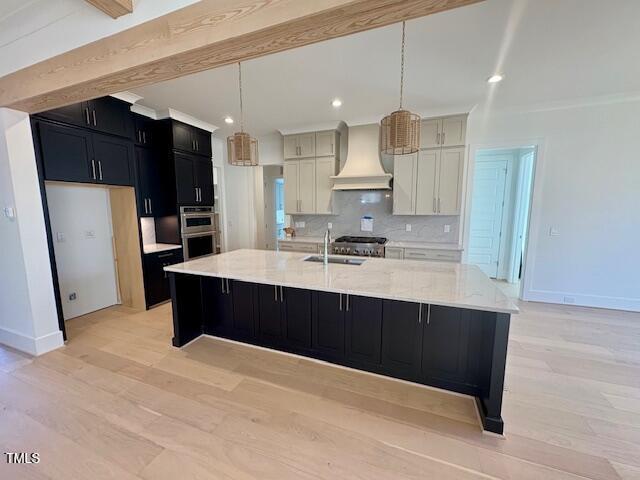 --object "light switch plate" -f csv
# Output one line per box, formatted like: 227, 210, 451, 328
549, 227, 560, 236
444, 224, 451, 233
56, 232, 65, 242
327, 222, 332, 229
405, 224, 411, 232
3, 206, 15, 219
295, 221, 305, 228
85, 230, 96, 238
